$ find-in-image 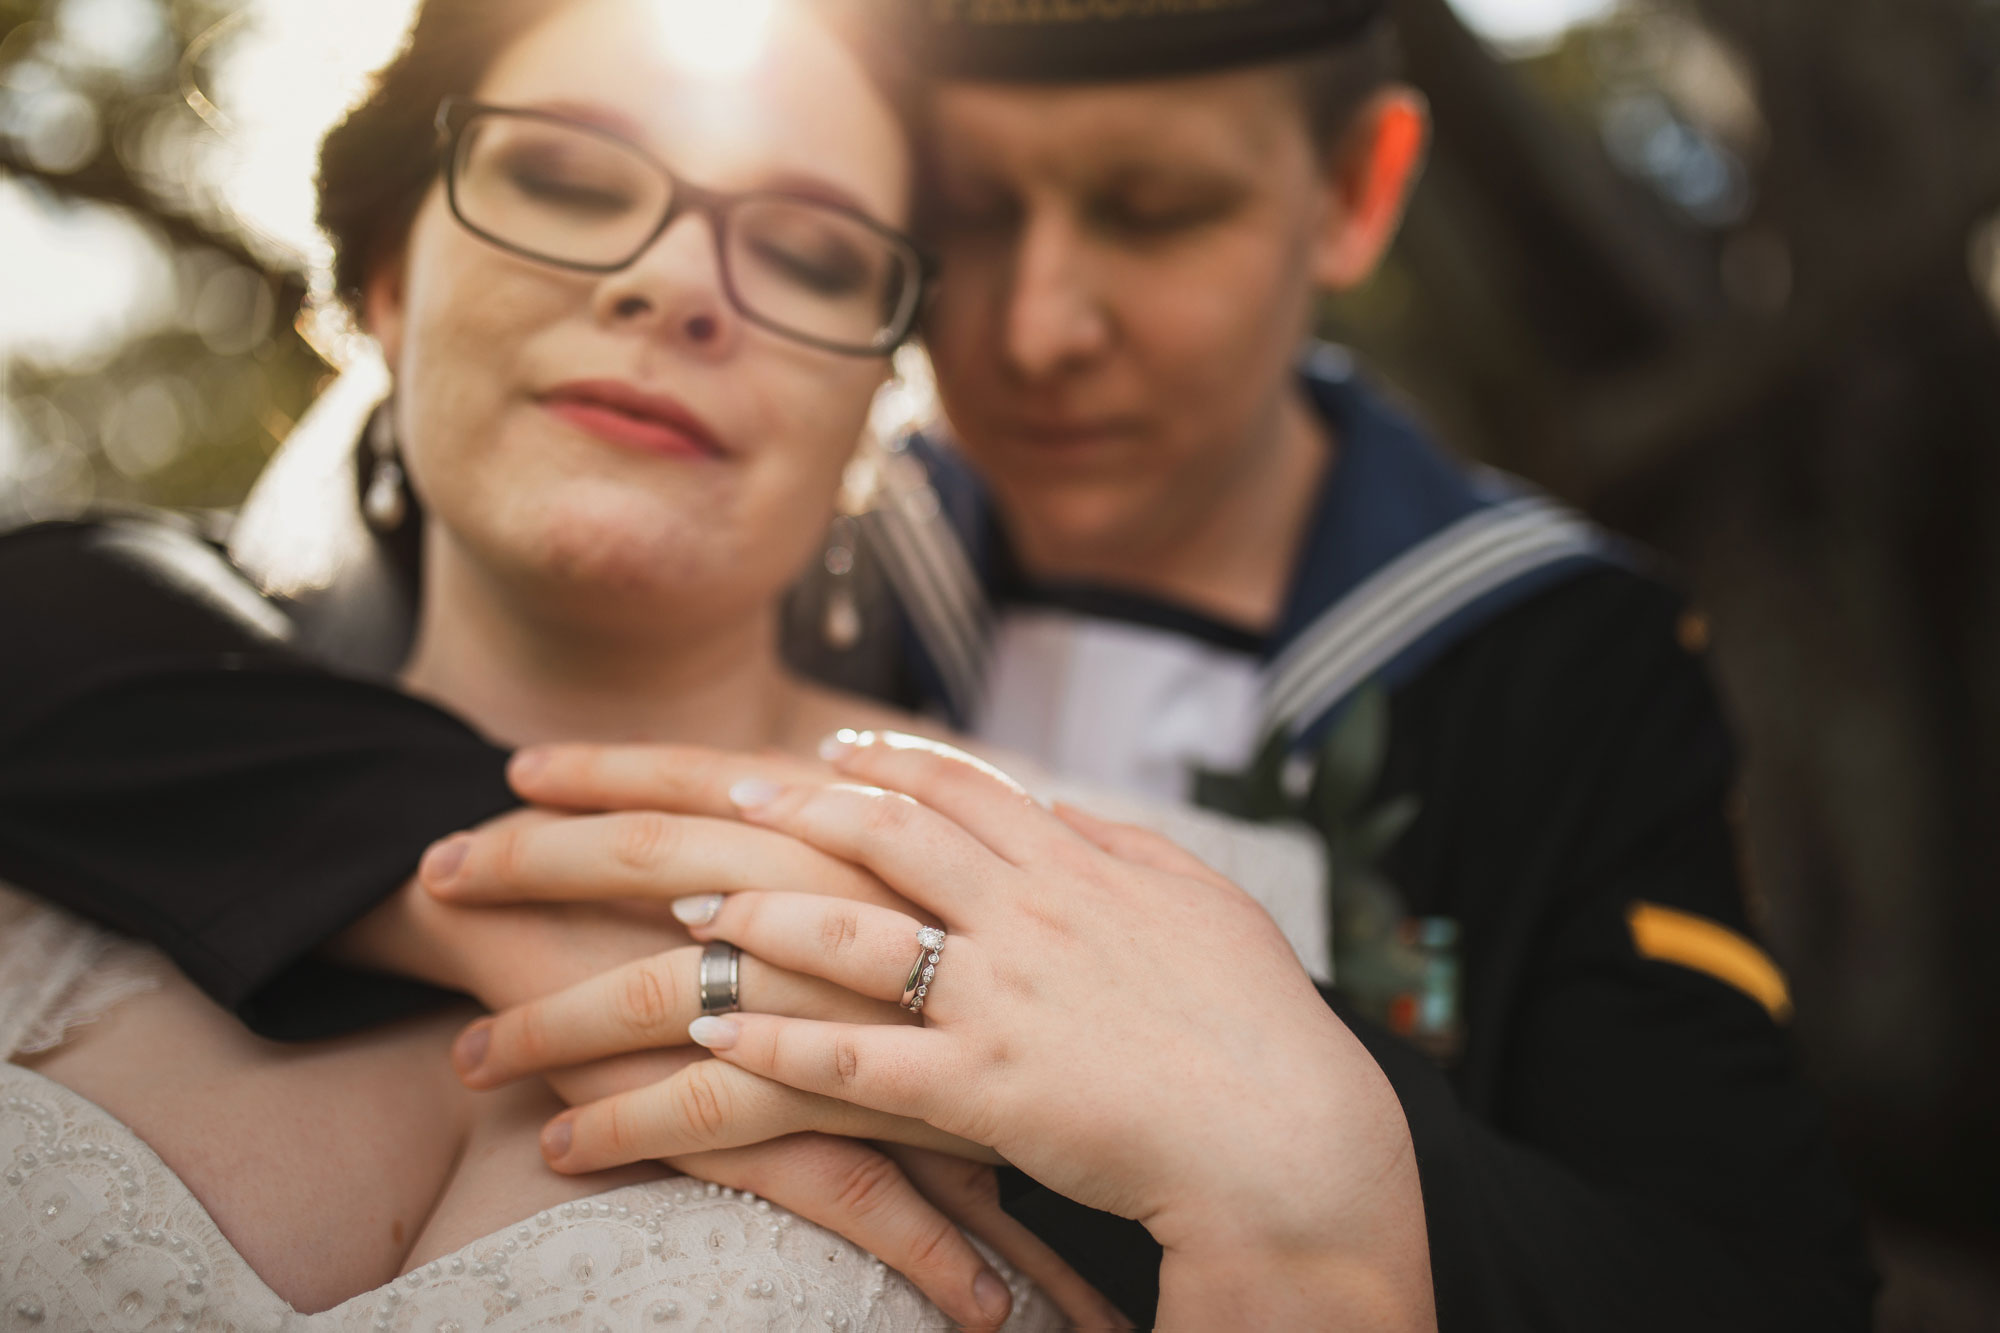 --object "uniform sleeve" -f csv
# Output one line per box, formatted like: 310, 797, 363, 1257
0, 519, 519, 1039
1366, 569, 1875, 1332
